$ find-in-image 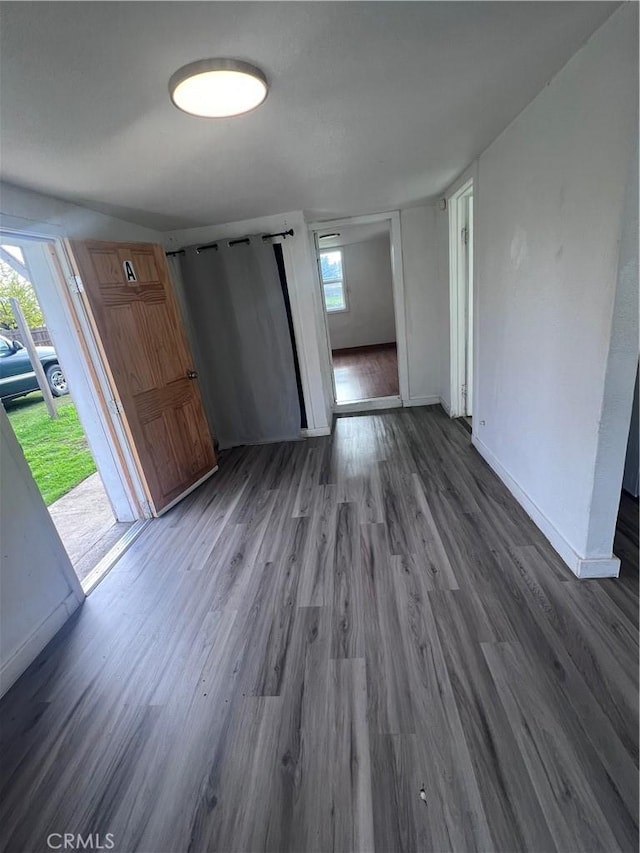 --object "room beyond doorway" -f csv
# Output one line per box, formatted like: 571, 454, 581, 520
332, 343, 399, 403
312, 216, 406, 412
